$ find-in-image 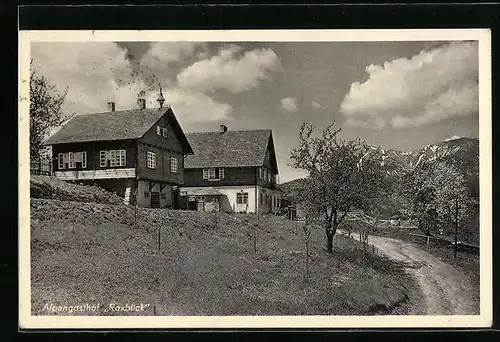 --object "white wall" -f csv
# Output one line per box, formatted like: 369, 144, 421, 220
181, 185, 257, 213
136, 180, 172, 208
256, 186, 283, 214
180, 185, 283, 214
